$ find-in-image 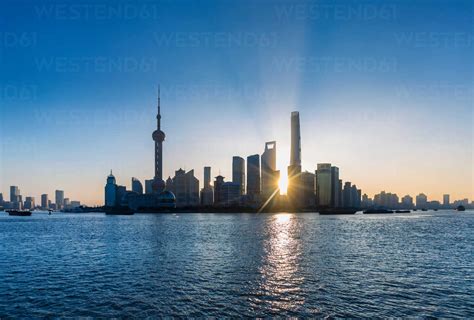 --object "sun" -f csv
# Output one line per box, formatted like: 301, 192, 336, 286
278, 172, 288, 195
